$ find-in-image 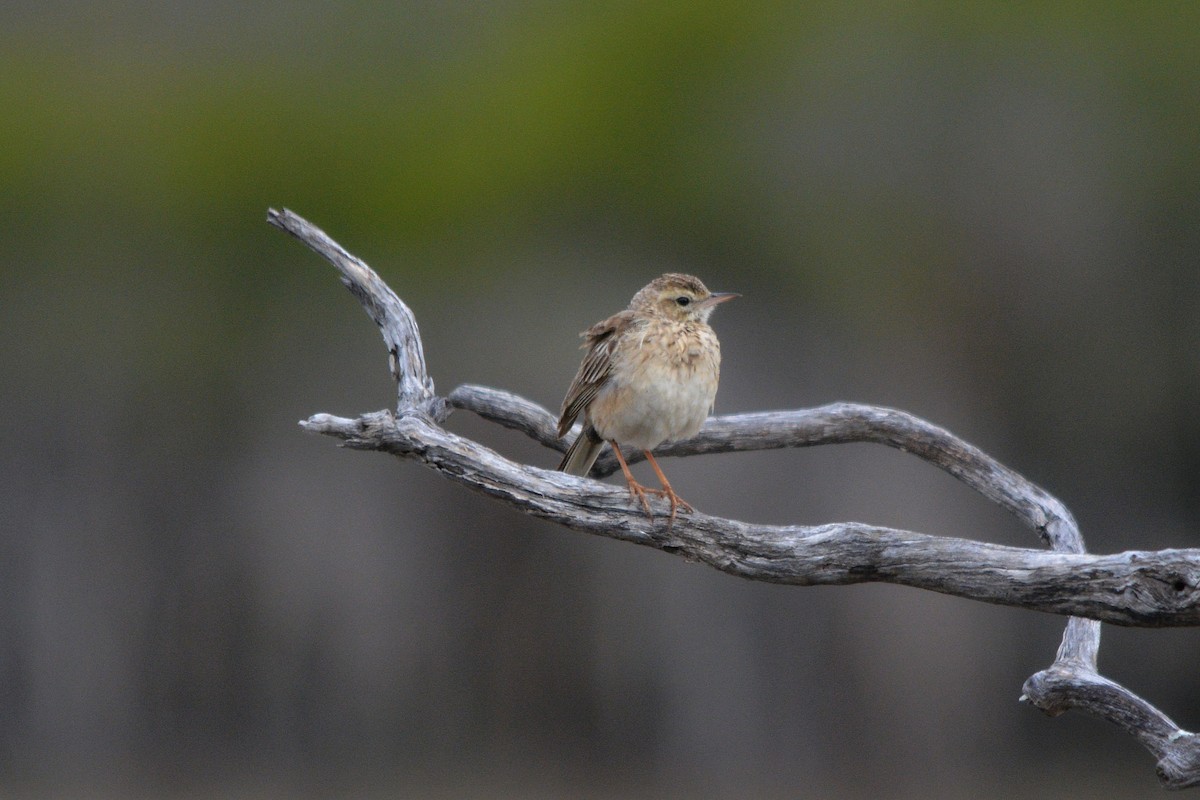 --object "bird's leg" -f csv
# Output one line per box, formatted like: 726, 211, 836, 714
610, 442, 654, 518
643, 450, 694, 529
